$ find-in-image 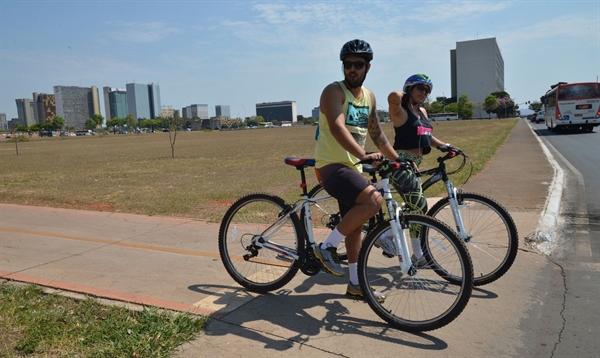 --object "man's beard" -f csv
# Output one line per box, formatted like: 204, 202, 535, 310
344, 71, 367, 89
